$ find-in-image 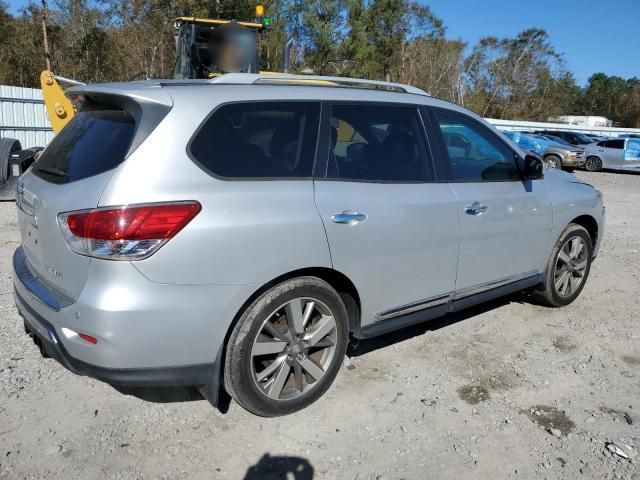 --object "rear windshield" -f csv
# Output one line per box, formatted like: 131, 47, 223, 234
32, 105, 135, 184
